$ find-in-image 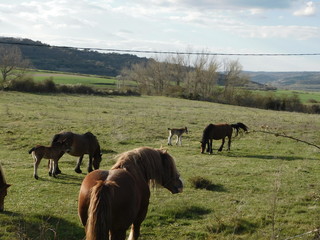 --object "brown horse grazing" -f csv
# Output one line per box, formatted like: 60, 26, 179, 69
29, 141, 70, 179
201, 122, 248, 154
78, 147, 183, 240
51, 131, 102, 174
0, 163, 11, 212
